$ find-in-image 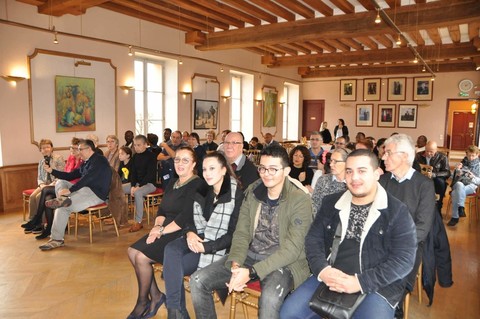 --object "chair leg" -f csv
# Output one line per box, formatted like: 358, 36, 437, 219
88, 210, 93, 244
229, 292, 237, 319
75, 212, 79, 238
404, 292, 410, 319
417, 262, 423, 303
112, 215, 120, 237
98, 209, 103, 232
